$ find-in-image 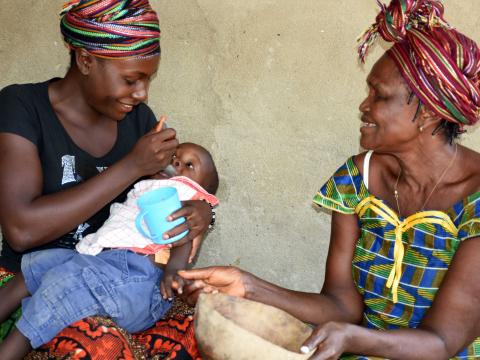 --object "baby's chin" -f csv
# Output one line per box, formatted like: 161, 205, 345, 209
150, 171, 171, 180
